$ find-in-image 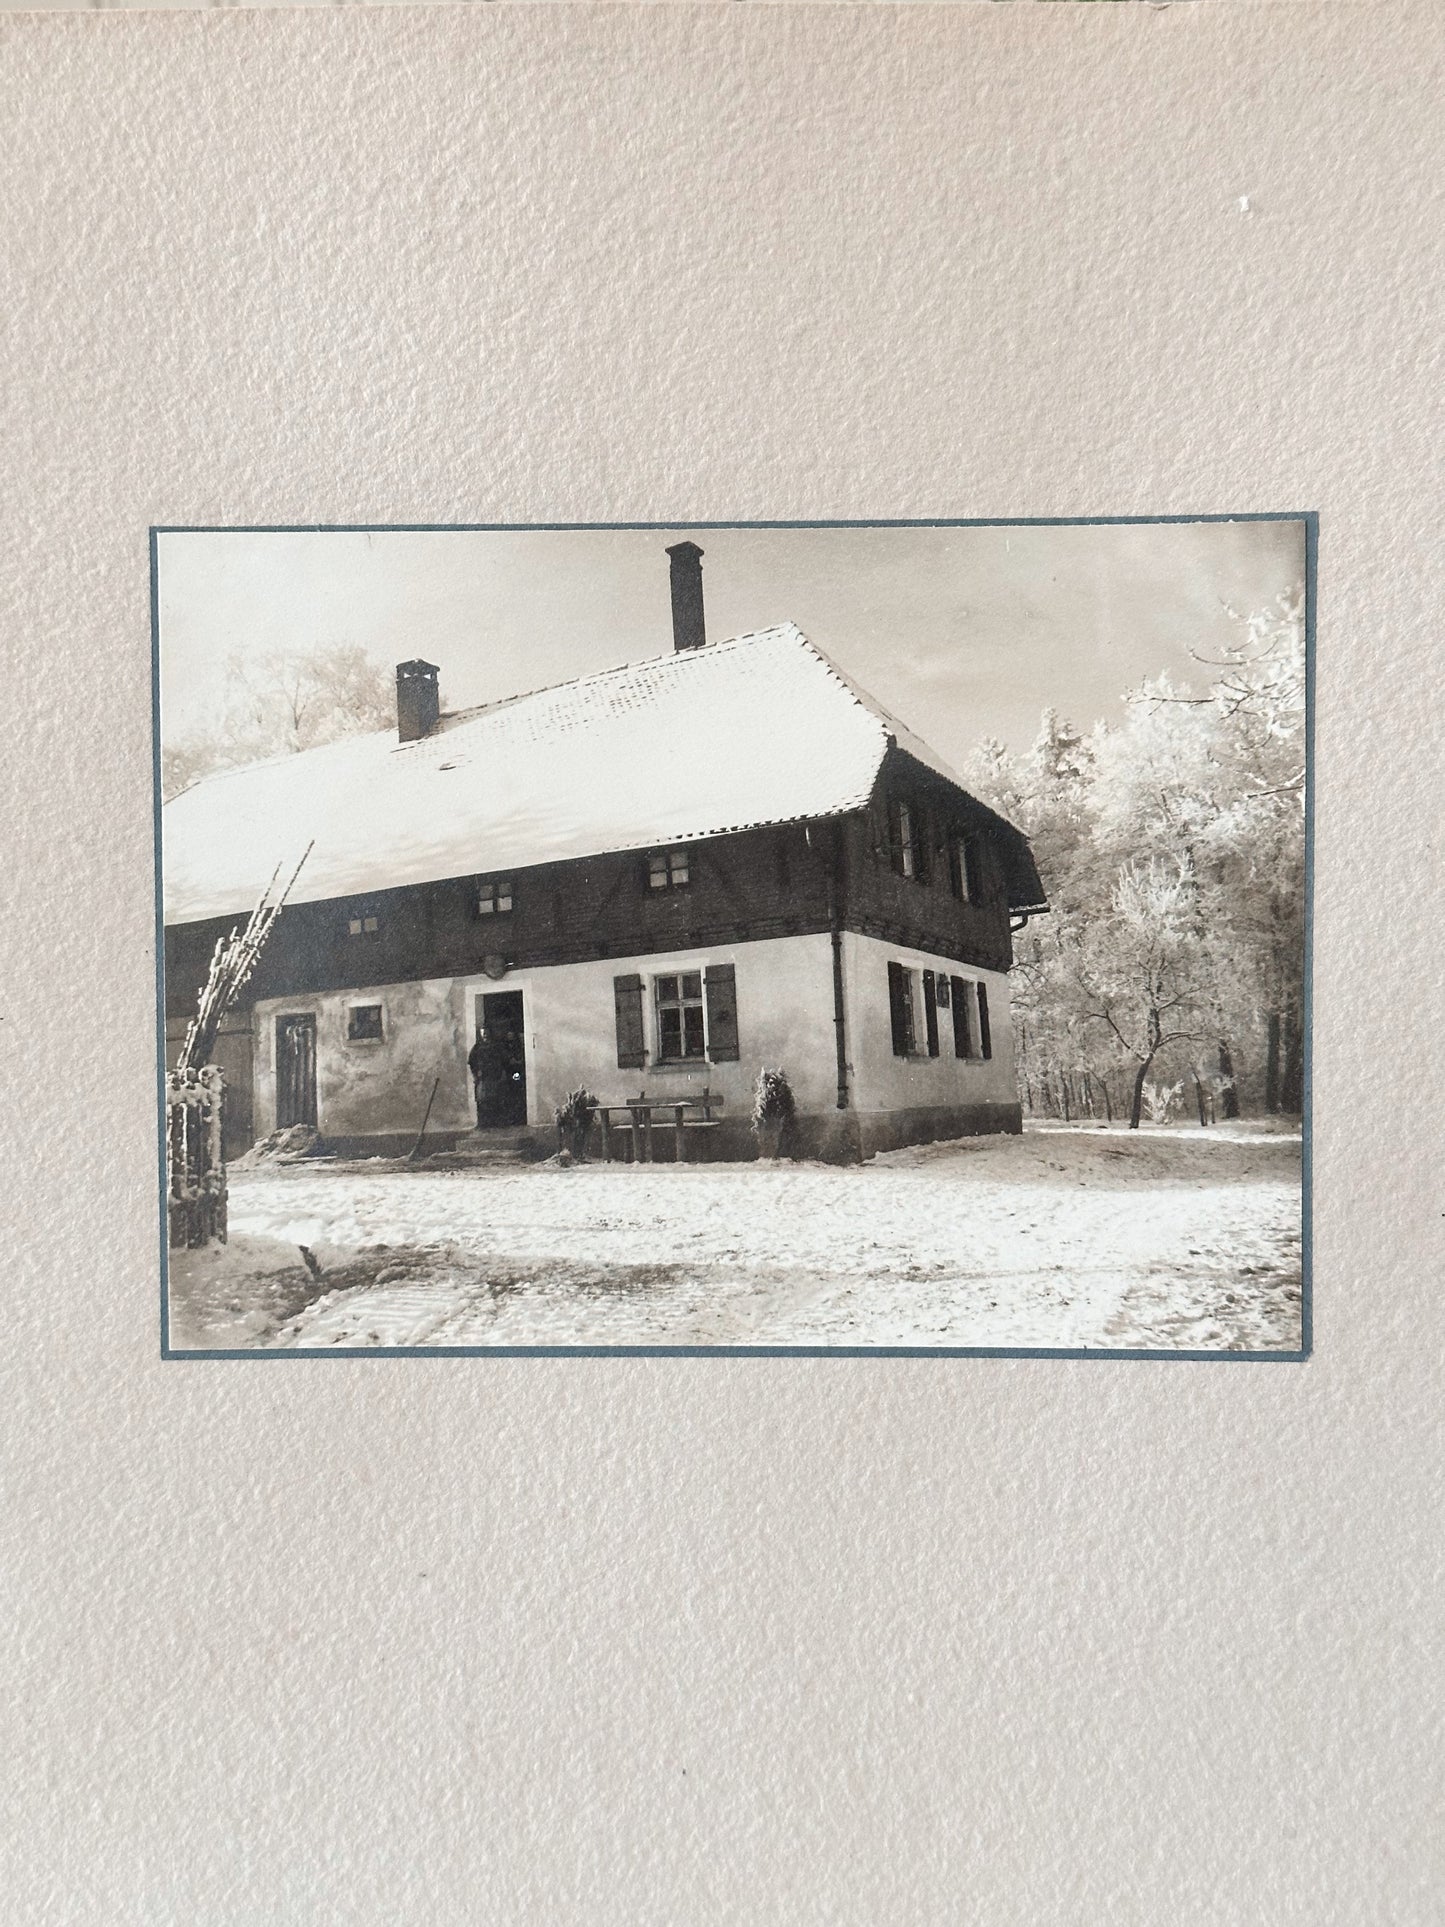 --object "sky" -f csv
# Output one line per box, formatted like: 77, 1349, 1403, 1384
157, 521, 1307, 770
